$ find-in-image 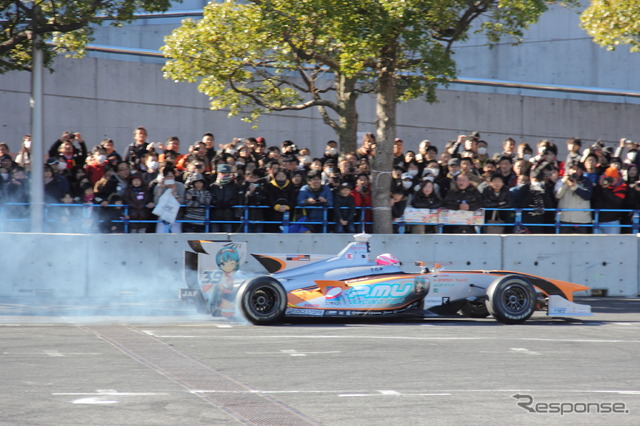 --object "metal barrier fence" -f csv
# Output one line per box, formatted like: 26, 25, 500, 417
0, 202, 639, 234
